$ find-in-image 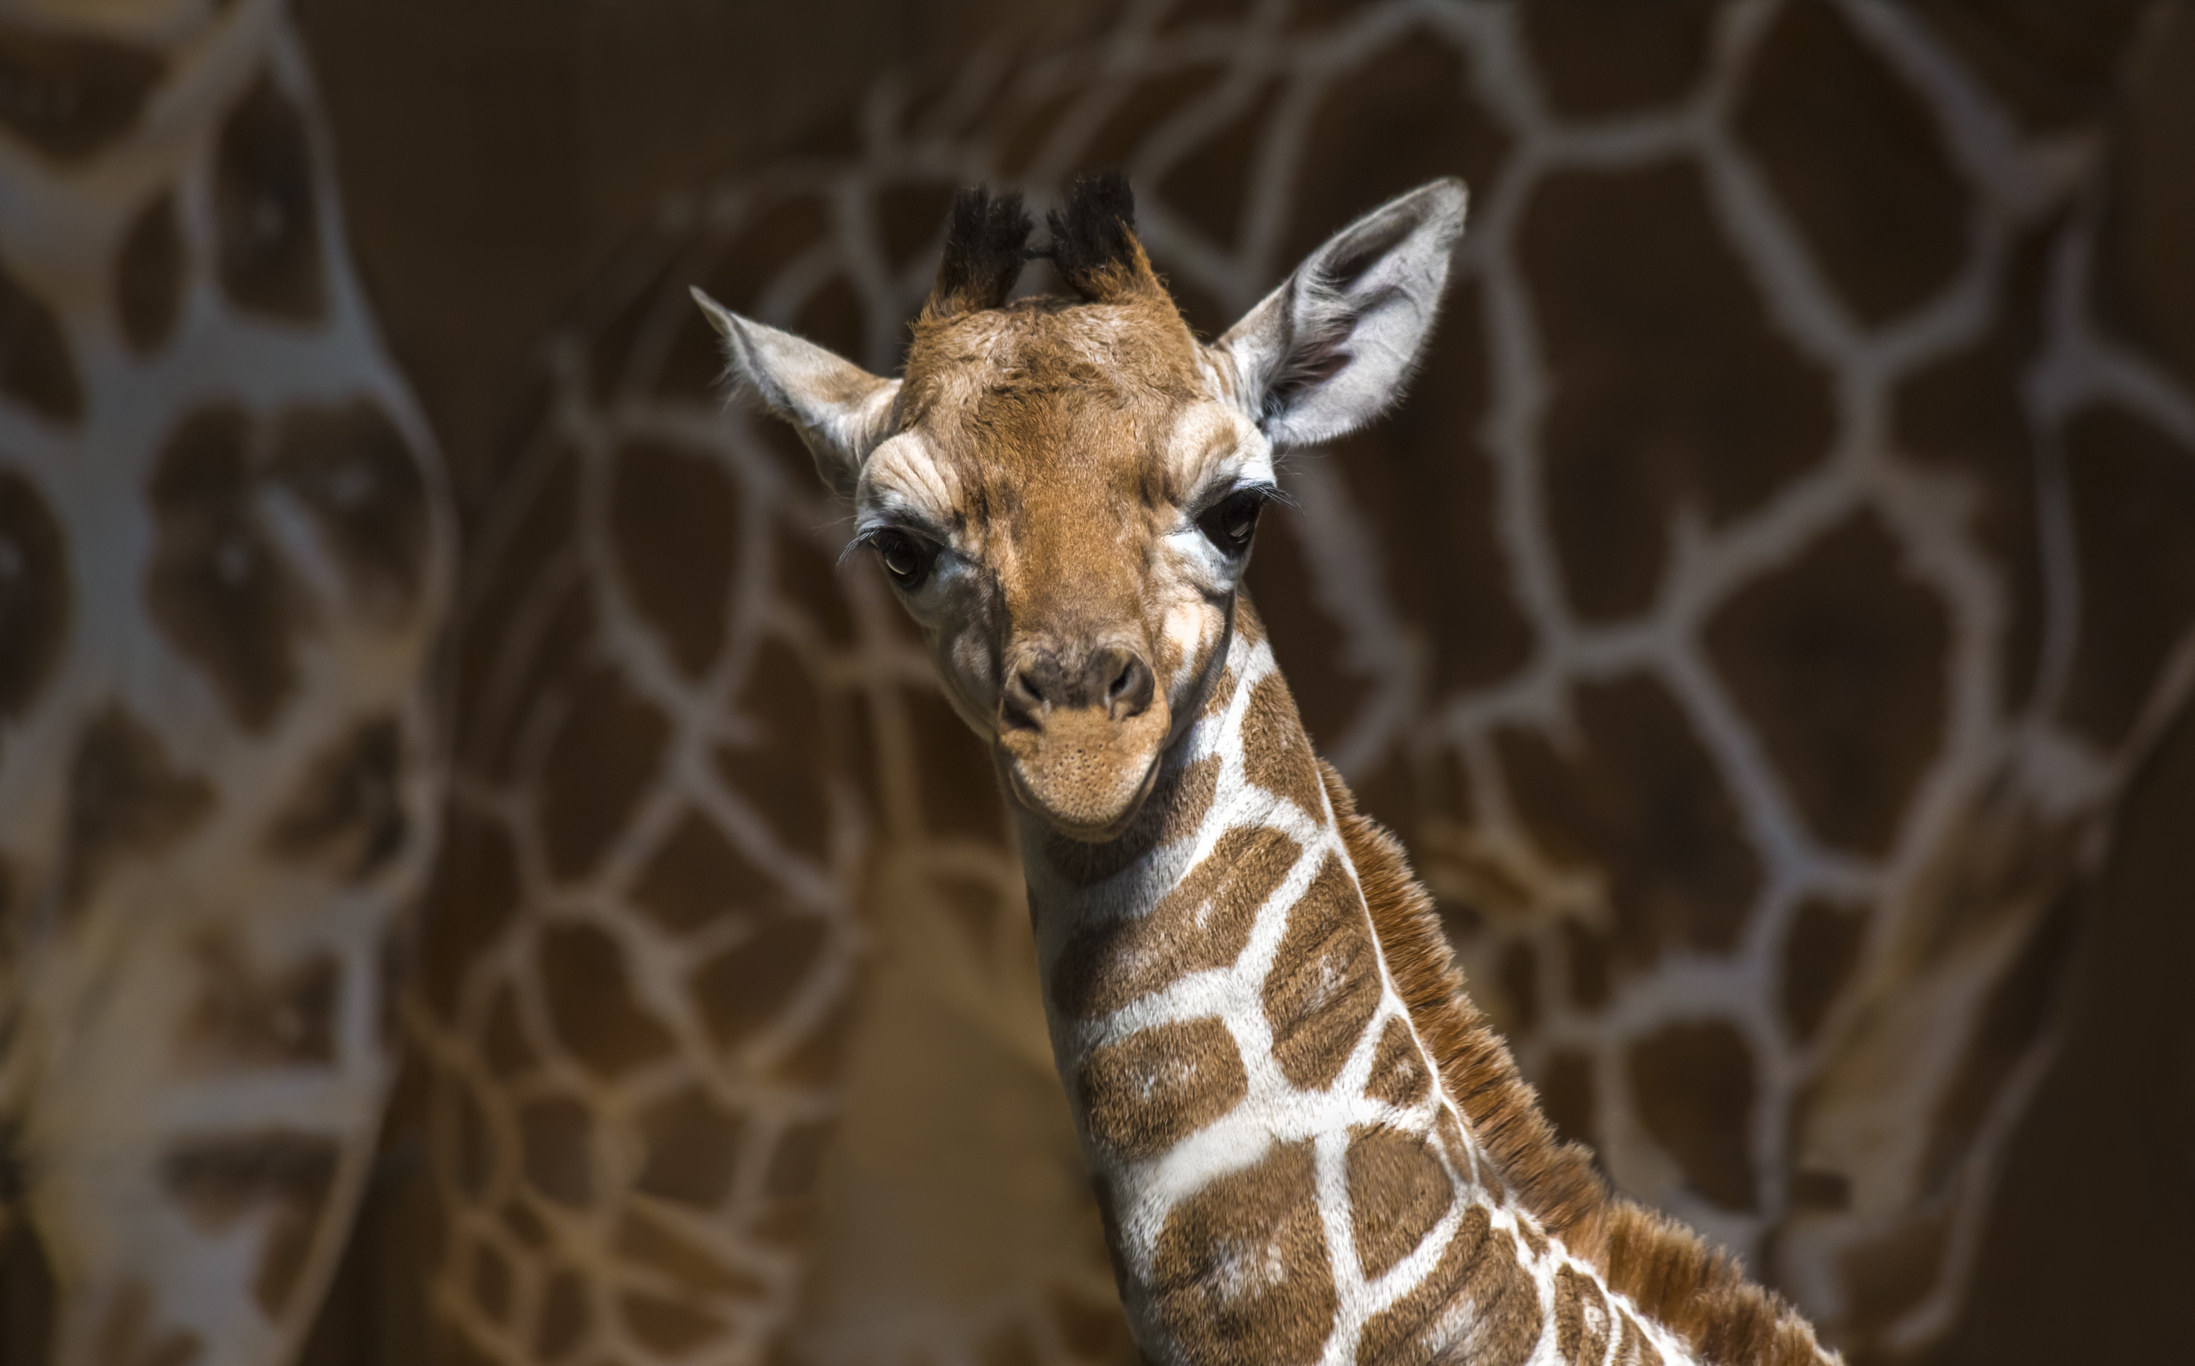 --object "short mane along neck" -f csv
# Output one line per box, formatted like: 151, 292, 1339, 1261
700, 169, 1837, 1366
1017, 600, 1834, 1366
